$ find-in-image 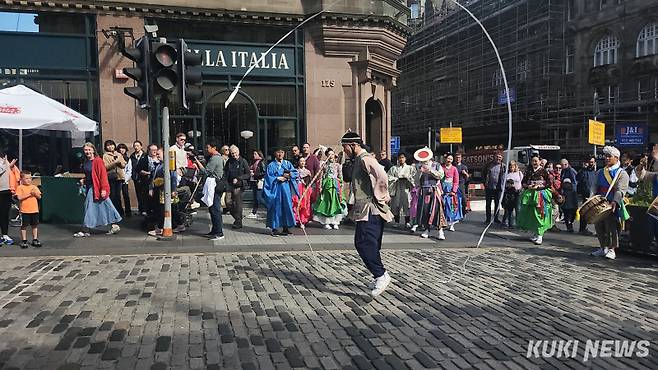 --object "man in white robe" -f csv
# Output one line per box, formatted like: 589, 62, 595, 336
387, 153, 416, 228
